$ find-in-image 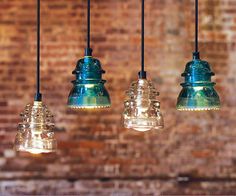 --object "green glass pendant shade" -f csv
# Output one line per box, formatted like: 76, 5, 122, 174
68, 56, 111, 109
176, 54, 220, 111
